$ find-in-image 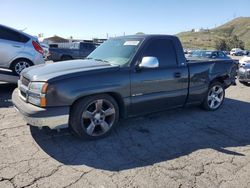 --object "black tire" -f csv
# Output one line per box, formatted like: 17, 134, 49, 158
239, 81, 250, 86
201, 82, 225, 111
61, 55, 72, 61
10, 59, 33, 75
240, 81, 247, 84
69, 94, 119, 140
